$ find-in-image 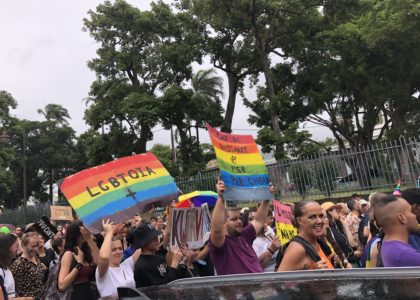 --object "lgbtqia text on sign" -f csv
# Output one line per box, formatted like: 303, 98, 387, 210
170, 206, 211, 250
50, 206, 73, 221
206, 124, 273, 202
273, 200, 297, 244
60, 153, 178, 233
